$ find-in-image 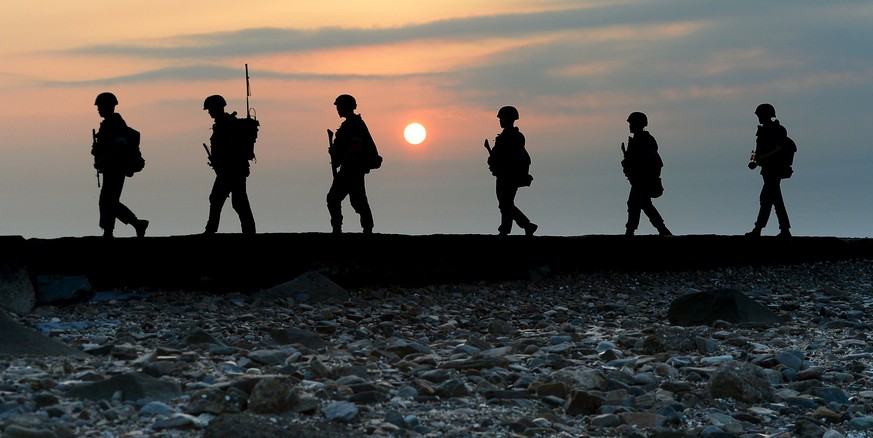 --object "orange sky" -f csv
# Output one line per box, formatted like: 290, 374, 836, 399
1, 1, 872, 238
